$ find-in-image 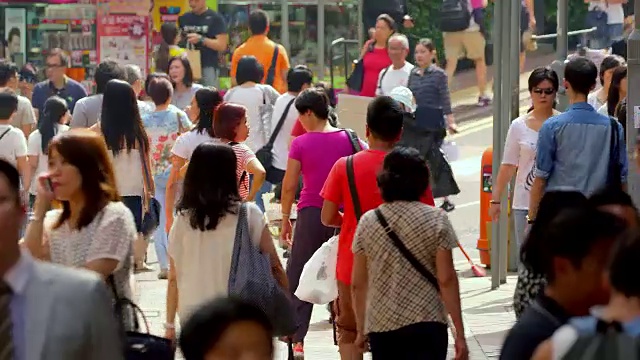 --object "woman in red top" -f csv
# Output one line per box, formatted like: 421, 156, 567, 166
356, 14, 394, 97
